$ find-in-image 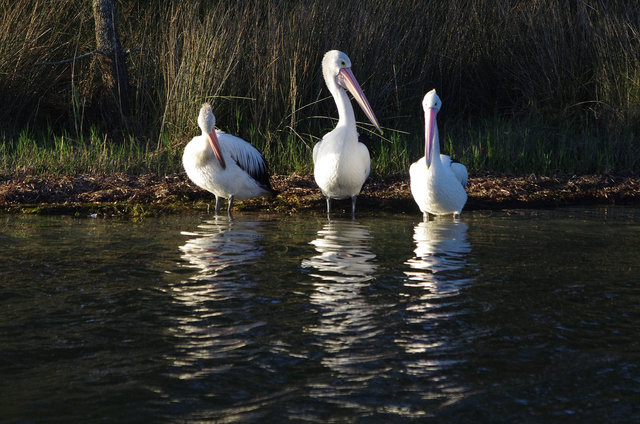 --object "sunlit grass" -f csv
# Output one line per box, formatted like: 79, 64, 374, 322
0, 127, 181, 176
3, 115, 617, 178
1, 117, 635, 178
372, 130, 411, 177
